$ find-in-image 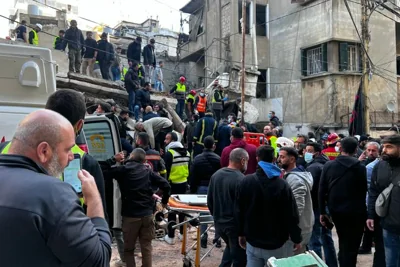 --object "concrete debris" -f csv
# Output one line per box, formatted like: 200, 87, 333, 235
239, 102, 260, 124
